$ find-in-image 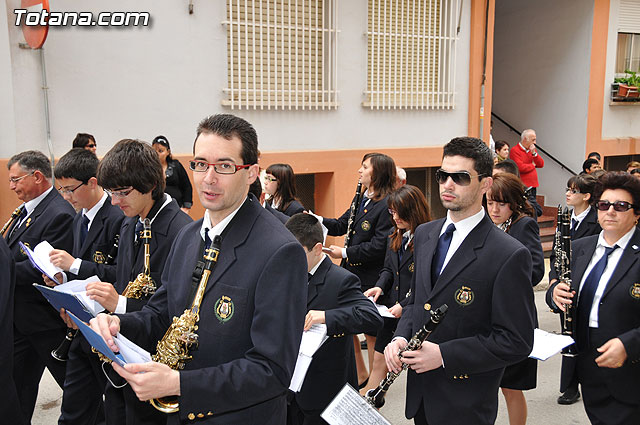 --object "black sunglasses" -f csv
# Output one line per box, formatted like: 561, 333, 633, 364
435, 169, 485, 186
596, 200, 636, 212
